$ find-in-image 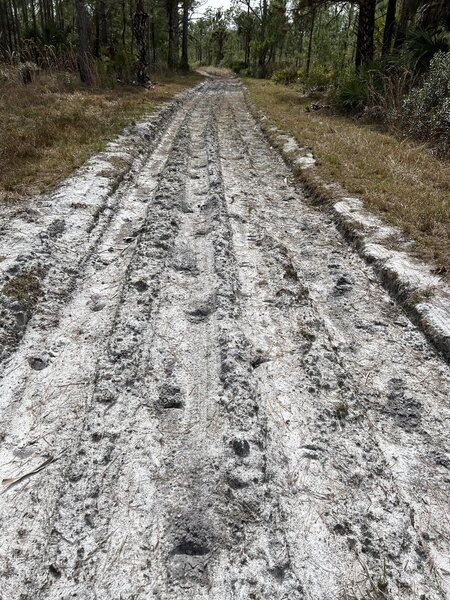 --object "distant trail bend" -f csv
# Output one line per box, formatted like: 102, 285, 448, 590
0, 77, 449, 600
